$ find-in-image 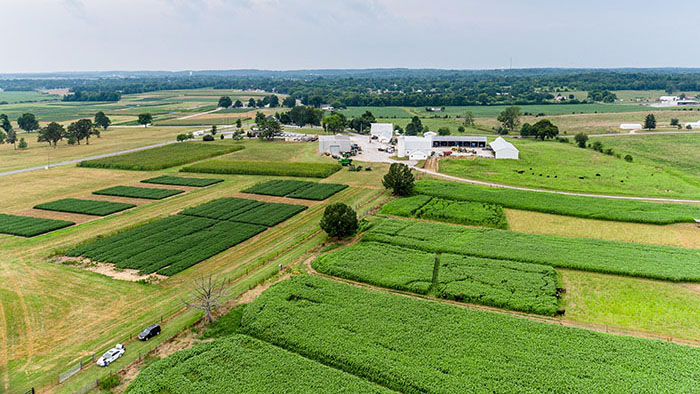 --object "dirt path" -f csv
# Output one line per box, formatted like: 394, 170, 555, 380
177, 107, 223, 120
